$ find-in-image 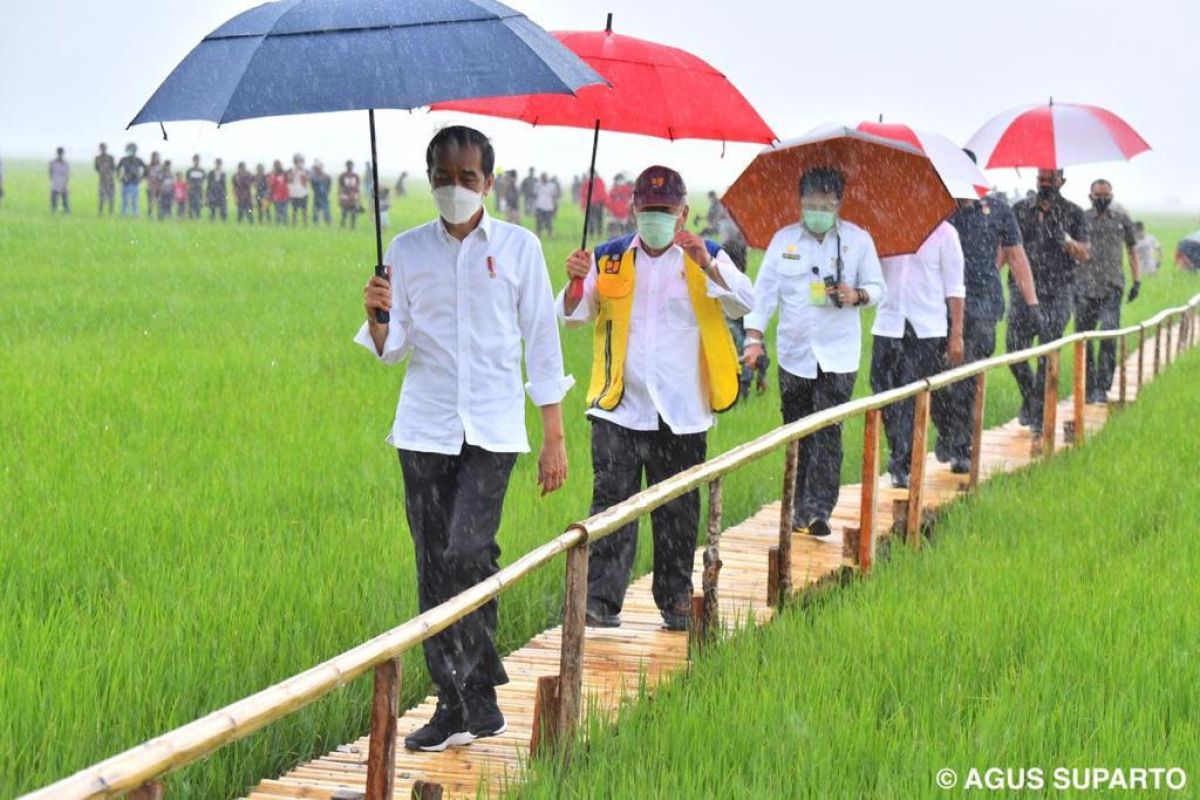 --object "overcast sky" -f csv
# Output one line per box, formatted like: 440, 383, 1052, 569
2, 0, 1195, 210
